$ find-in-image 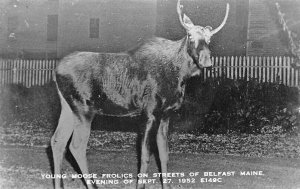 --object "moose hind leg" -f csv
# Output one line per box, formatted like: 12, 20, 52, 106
51, 96, 75, 189
69, 115, 96, 189
156, 117, 170, 189
137, 114, 155, 189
